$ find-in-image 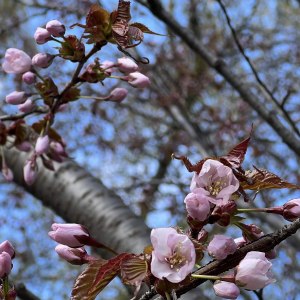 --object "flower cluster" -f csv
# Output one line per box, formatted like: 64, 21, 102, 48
48, 223, 97, 265
1, 16, 150, 185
